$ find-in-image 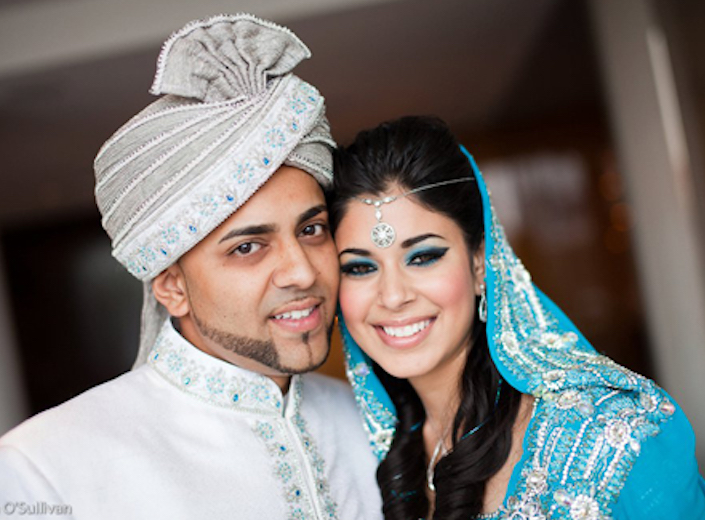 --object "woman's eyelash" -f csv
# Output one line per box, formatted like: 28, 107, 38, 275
341, 261, 378, 277
406, 247, 449, 266
341, 248, 448, 275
